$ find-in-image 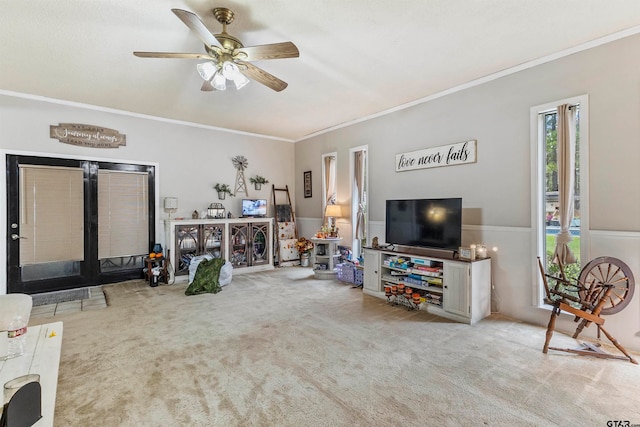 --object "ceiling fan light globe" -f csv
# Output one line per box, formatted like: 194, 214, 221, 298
221, 61, 240, 80
233, 73, 250, 90
212, 72, 227, 91
196, 61, 217, 81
